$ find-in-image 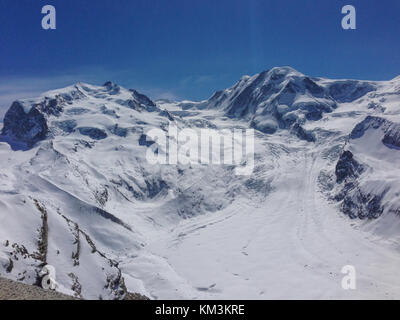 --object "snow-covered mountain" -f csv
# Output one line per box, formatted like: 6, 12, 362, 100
180, 67, 377, 141
0, 67, 400, 299
334, 116, 400, 219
